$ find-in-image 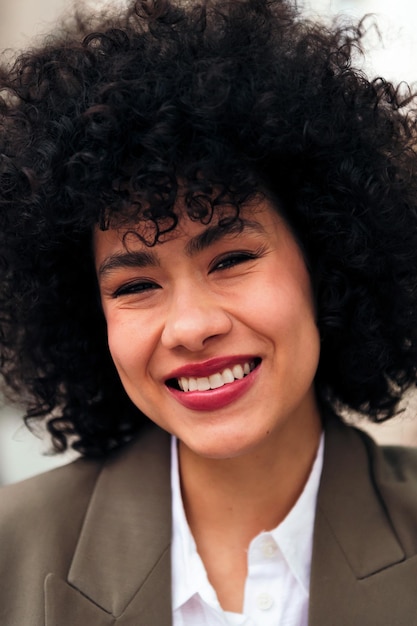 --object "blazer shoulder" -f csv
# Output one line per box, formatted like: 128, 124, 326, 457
362, 430, 417, 488
0, 456, 104, 626
0, 426, 169, 538
378, 442, 417, 480
0, 430, 171, 626
0, 454, 104, 577
0, 455, 102, 523
364, 433, 417, 556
